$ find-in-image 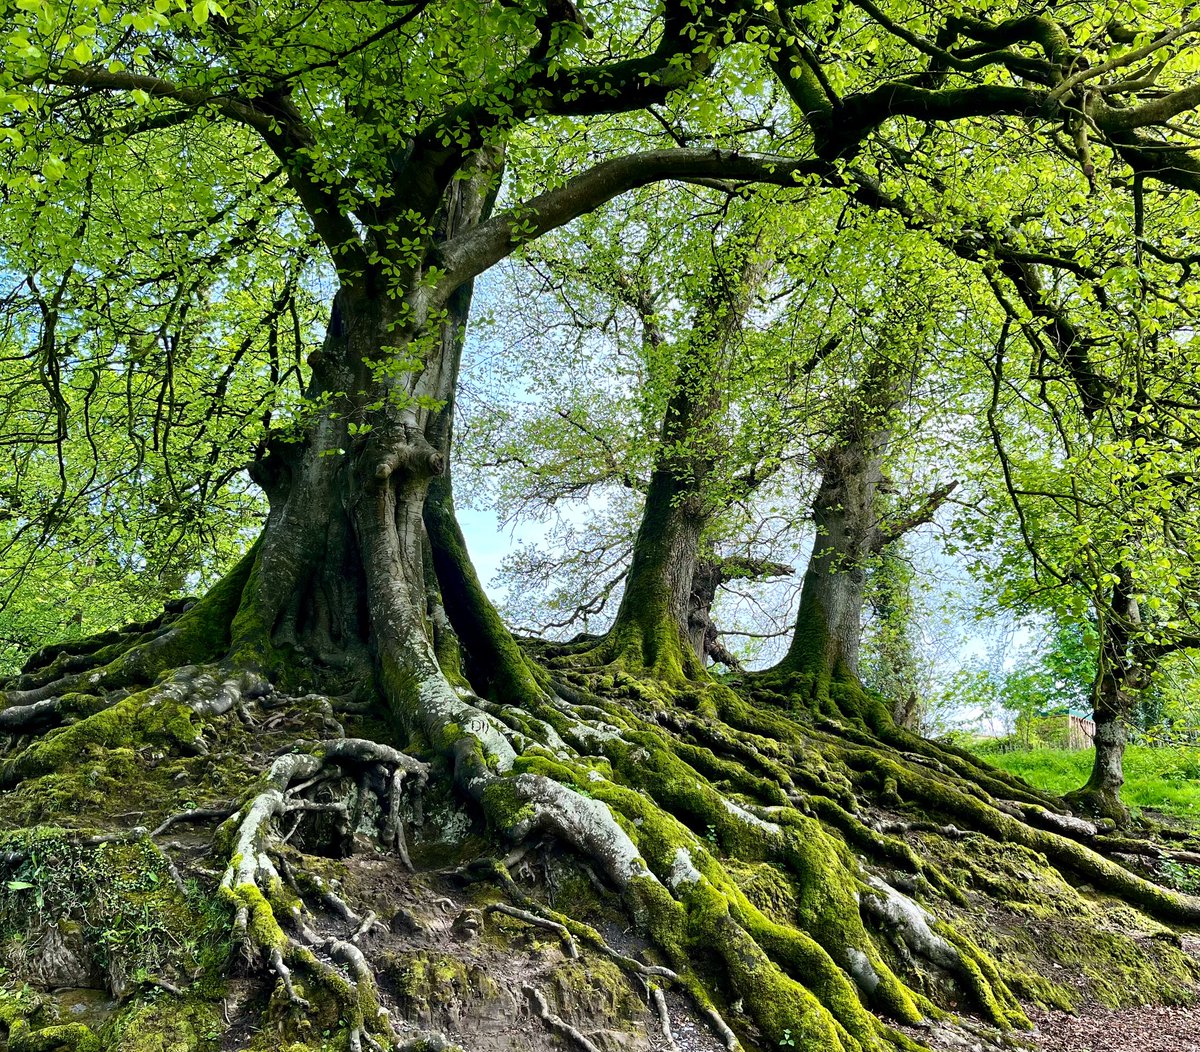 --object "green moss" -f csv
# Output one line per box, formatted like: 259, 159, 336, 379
223, 540, 286, 674
479, 779, 536, 832
426, 471, 553, 705
548, 957, 643, 1022
0, 691, 200, 789
0, 985, 47, 1029
222, 882, 288, 953
677, 876, 871, 1052
511, 752, 583, 787
935, 923, 1028, 1030
101, 996, 221, 1052
916, 828, 1200, 1011
9, 1020, 100, 1052
381, 949, 500, 1028
724, 859, 799, 925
